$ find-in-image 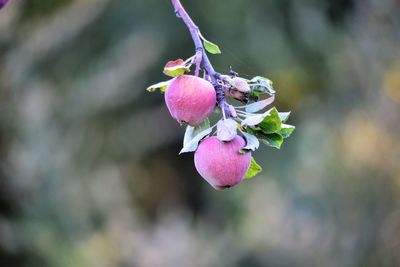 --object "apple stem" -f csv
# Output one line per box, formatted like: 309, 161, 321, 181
170, 0, 232, 118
